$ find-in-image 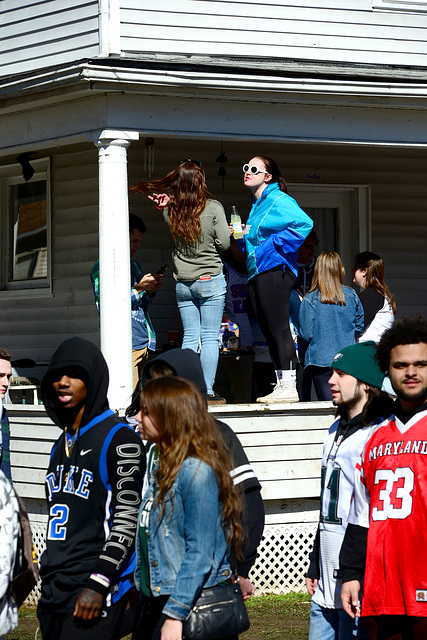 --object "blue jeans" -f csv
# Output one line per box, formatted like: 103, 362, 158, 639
176, 273, 226, 395
309, 600, 369, 640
